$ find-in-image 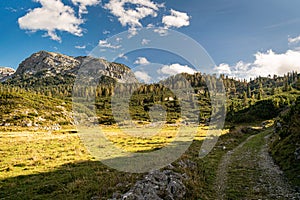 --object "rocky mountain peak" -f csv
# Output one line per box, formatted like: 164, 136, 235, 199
73, 56, 136, 84
0, 67, 15, 79
4, 51, 137, 85
15, 50, 80, 76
